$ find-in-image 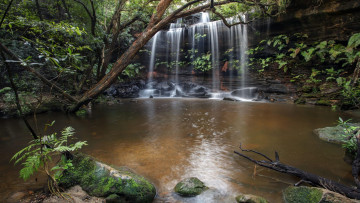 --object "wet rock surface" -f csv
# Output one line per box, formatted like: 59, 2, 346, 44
174, 177, 208, 197
236, 193, 268, 203
104, 80, 146, 98
313, 123, 360, 144
283, 186, 359, 203
59, 153, 156, 203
